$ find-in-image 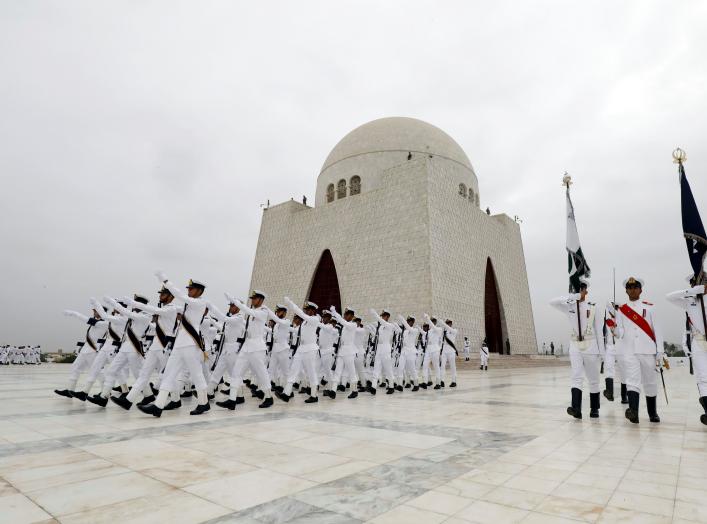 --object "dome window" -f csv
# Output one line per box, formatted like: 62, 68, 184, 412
350, 176, 361, 195
458, 183, 467, 198
326, 184, 335, 203
337, 179, 347, 199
